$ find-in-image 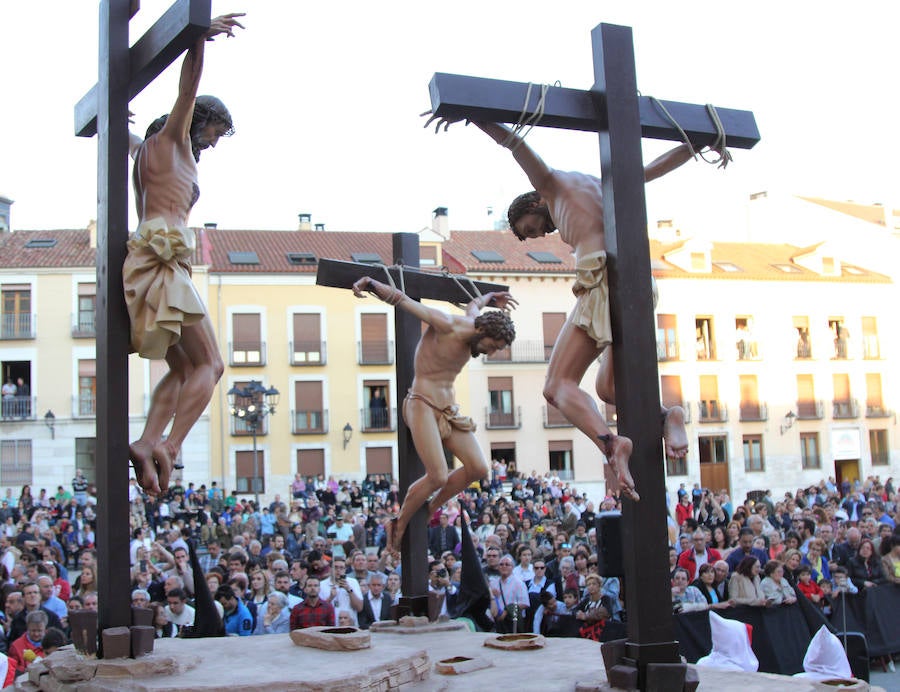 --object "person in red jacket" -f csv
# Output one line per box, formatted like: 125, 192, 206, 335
677, 529, 722, 580
7, 610, 46, 676
794, 565, 824, 606
675, 493, 695, 528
